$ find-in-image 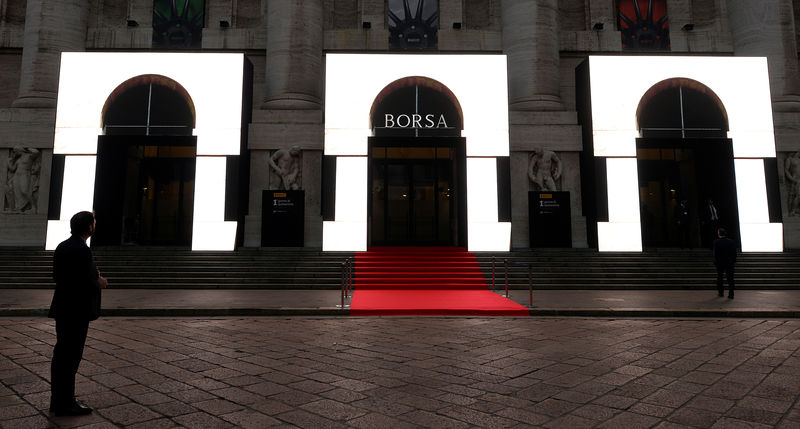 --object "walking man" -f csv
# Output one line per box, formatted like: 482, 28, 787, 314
49, 211, 108, 416
712, 227, 736, 299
